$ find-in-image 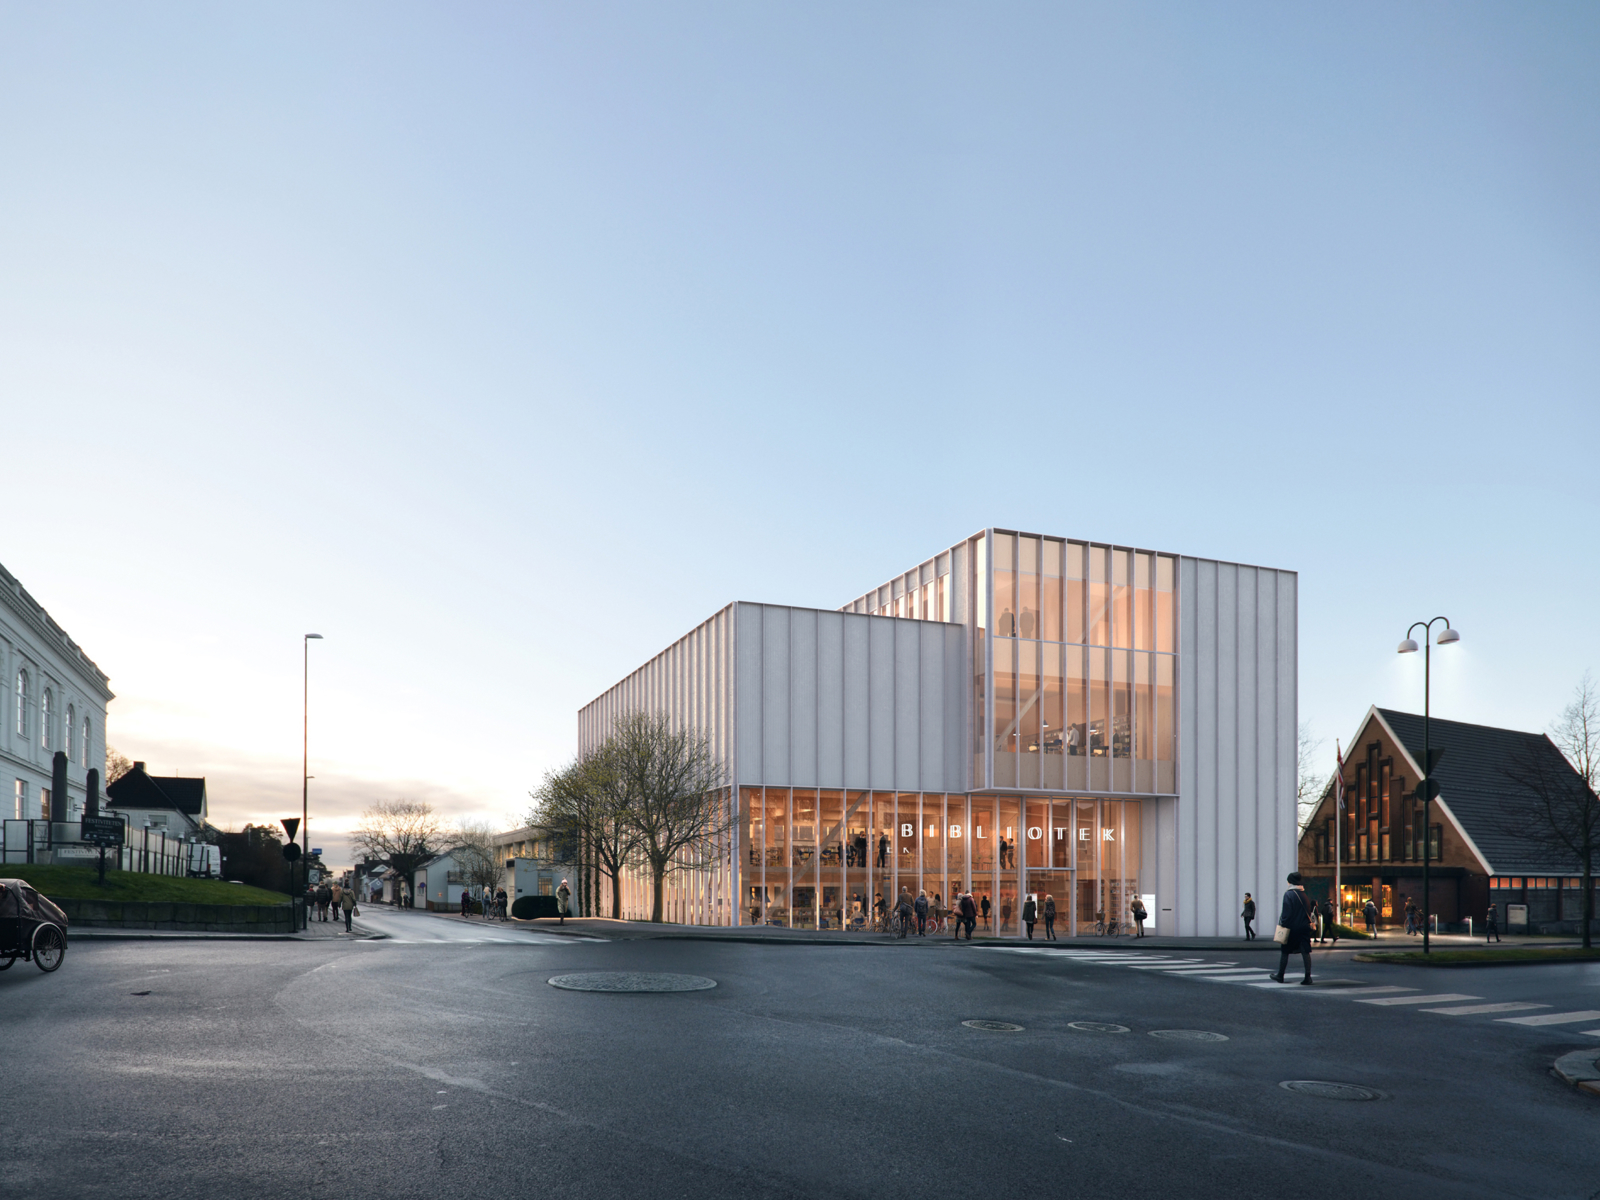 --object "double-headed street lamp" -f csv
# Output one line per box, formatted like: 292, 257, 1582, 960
303, 633, 323, 931
1398, 617, 1460, 954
